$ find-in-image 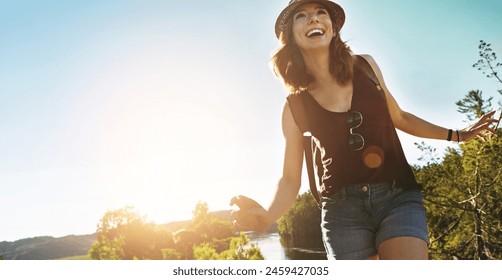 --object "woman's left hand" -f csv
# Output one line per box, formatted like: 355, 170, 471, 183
459, 111, 500, 142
